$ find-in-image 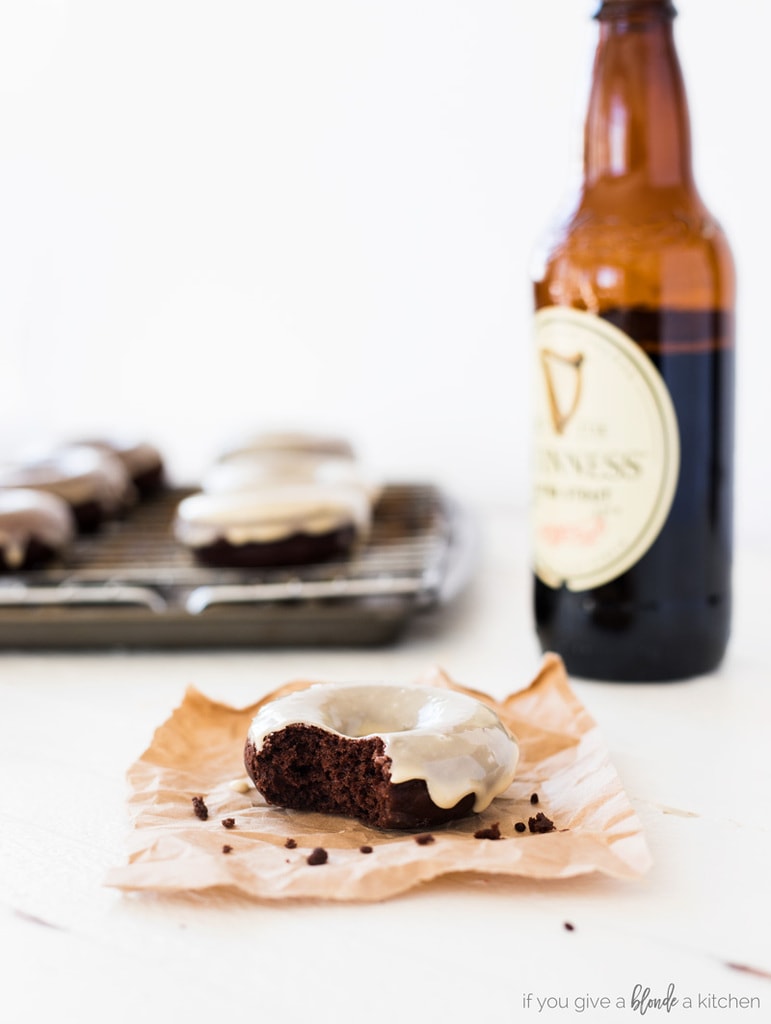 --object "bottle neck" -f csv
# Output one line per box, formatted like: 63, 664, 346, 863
584, 1, 693, 190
